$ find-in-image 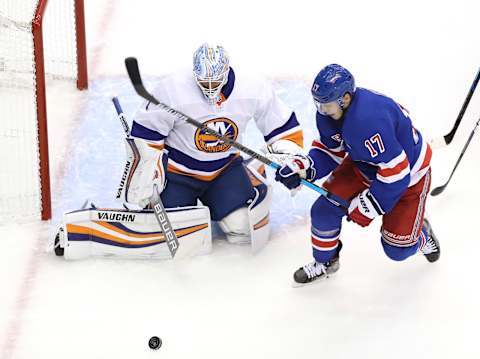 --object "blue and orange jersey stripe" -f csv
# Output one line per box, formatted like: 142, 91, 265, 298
66, 223, 209, 248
